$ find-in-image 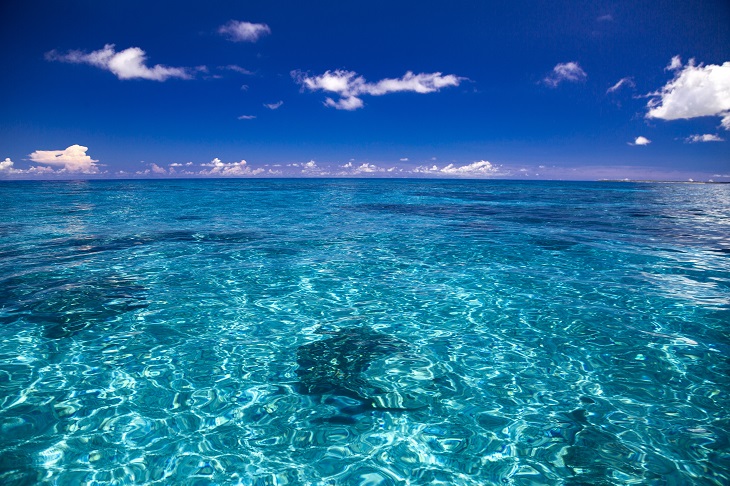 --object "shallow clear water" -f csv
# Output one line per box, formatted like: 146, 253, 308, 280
1, 179, 729, 485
